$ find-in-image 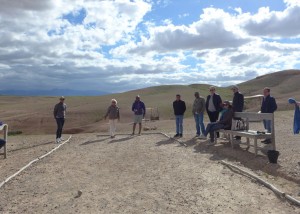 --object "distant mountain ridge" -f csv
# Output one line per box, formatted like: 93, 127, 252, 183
0, 89, 109, 96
